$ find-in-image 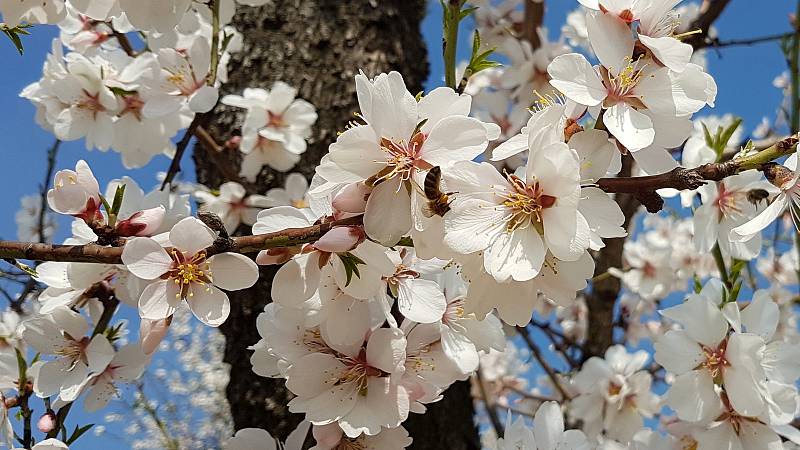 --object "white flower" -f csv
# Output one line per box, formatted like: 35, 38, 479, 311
379, 249, 447, 324
310, 423, 412, 450
731, 154, 800, 241
223, 421, 308, 450
12, 438, 69, 450
570, 346, 660, 442
194, 182, 271, 233
318, 71, 500, 245
286, 327, 409, 438
16, 195, 56, 242
21, 306, 115, 401
79, 344, 147, 412
0, 0, 66, 26
693, 171, 775, 260
47, 159, 102, 222
548, 24, 715, 153
580, 0, 693, 72
143, 35, 219, 117
222, 83, 317, 178
265, 173, 310, 208
121, 217, 259, 326
495, 402, 591, 450
654, 280, 769, 422
444, 144, 588, 282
